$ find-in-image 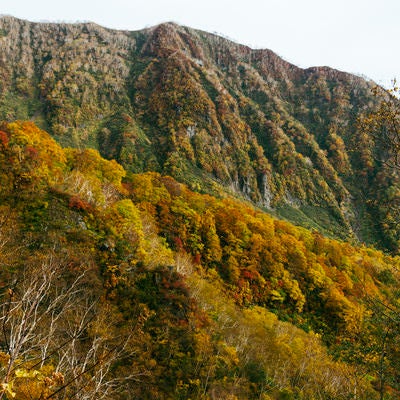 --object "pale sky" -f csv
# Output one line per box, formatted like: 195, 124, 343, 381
1, 0, 399, 87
